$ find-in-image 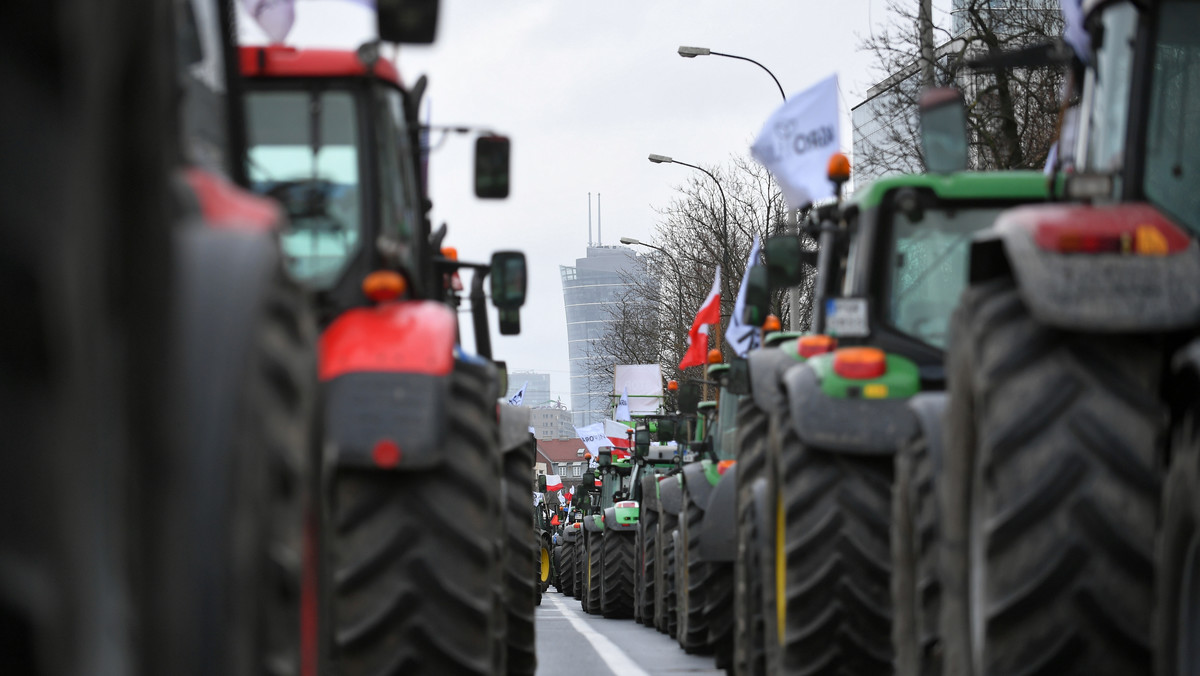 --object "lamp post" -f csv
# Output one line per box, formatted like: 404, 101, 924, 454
620, 236, 686, 363
677, 46, 786, 103
646, 153, 731, 356
678, 46, 802, 330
